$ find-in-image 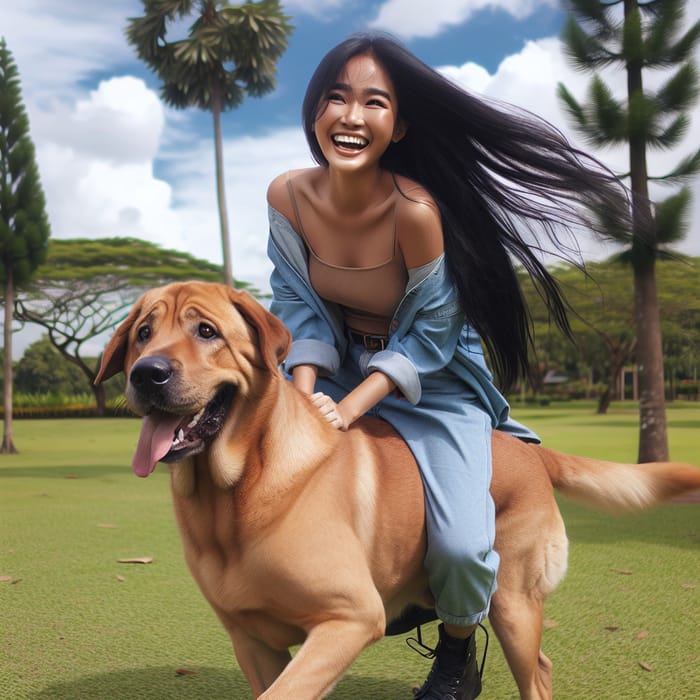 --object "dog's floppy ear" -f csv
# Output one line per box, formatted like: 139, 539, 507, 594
229, 288, 291, 371
94, 298, 145, 384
